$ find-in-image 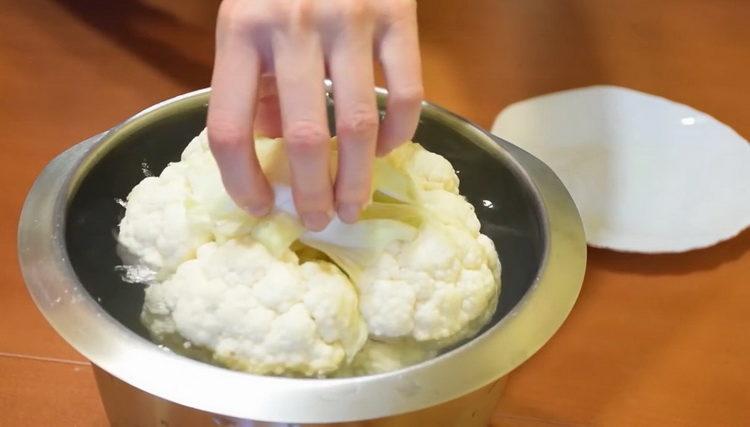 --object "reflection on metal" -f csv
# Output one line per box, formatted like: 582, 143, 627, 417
93, 364, 508, 427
